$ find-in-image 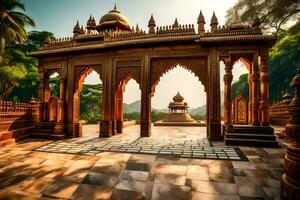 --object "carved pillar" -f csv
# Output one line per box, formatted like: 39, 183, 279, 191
260, 50, 270, 126
116, 90, 123, 133
58, 77, 66, 122
248, 73, 252, 124
208, 48, 222, 140
140, 55, 151, 137
100, 56, 113, 137
281, 69, 300, 200
38, 70, 45, 122
250, 54, 260, 126
223, 59, 233, 126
